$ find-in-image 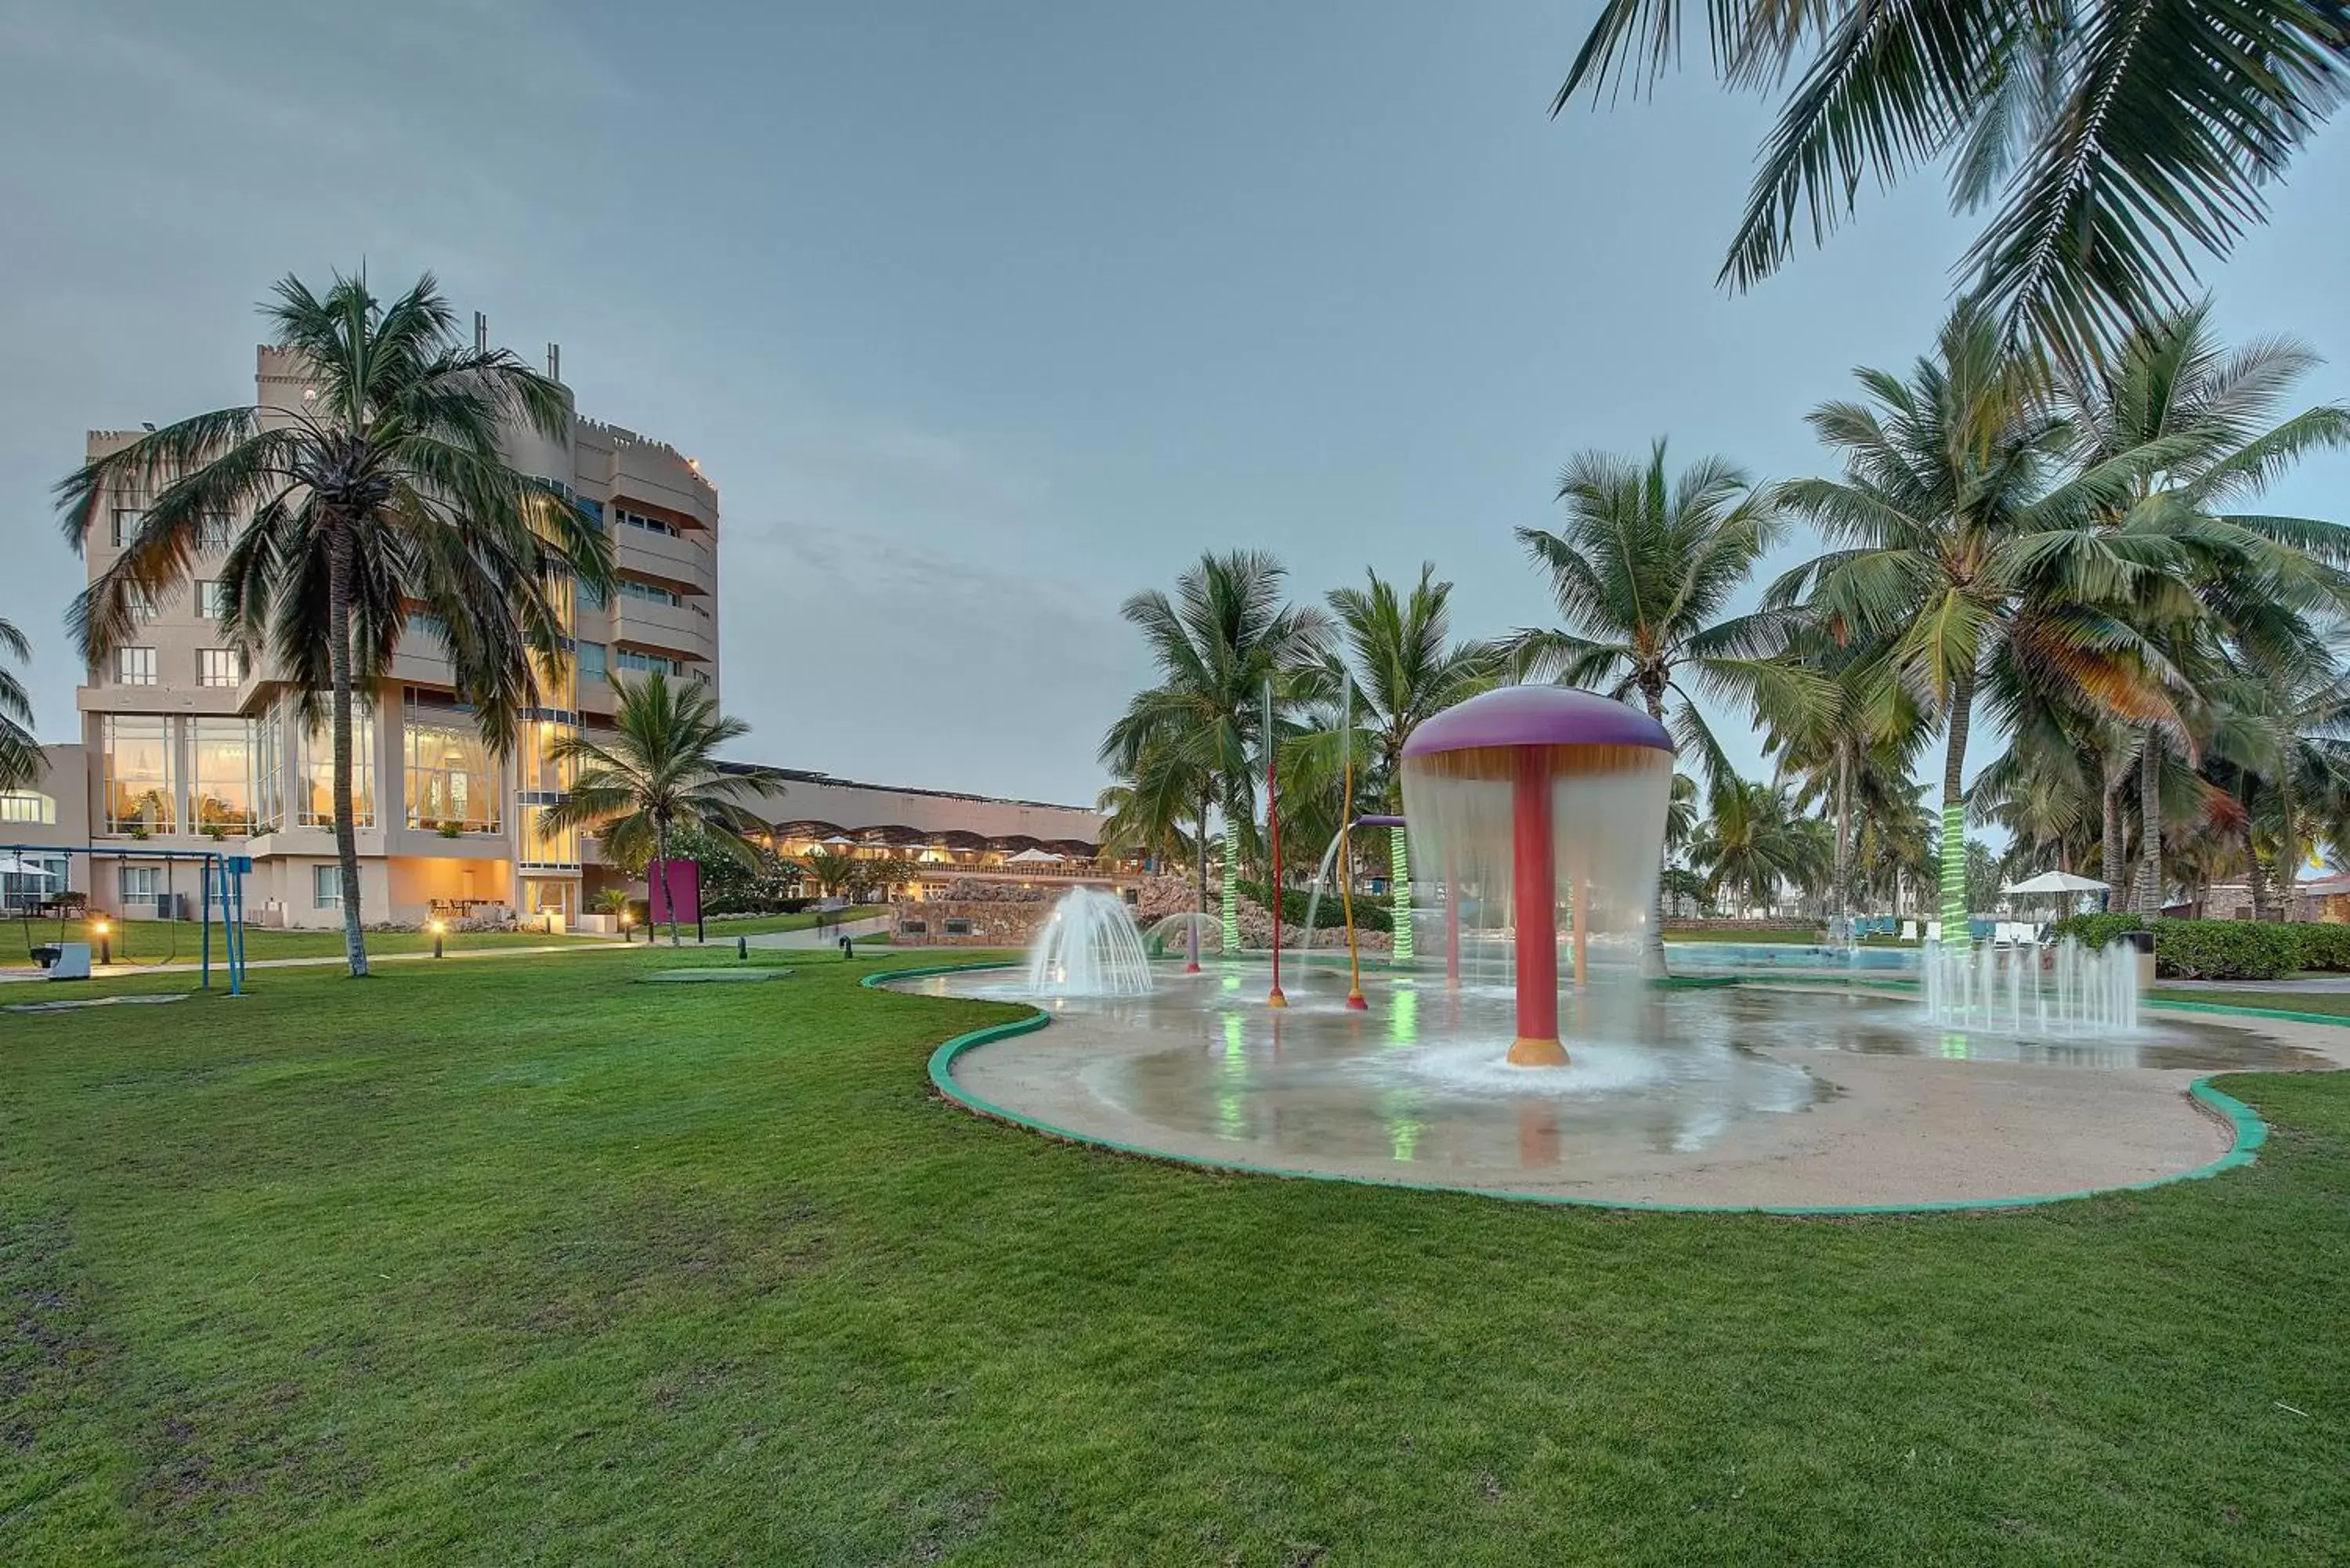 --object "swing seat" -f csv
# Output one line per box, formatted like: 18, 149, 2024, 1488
39, 942, 91, 980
